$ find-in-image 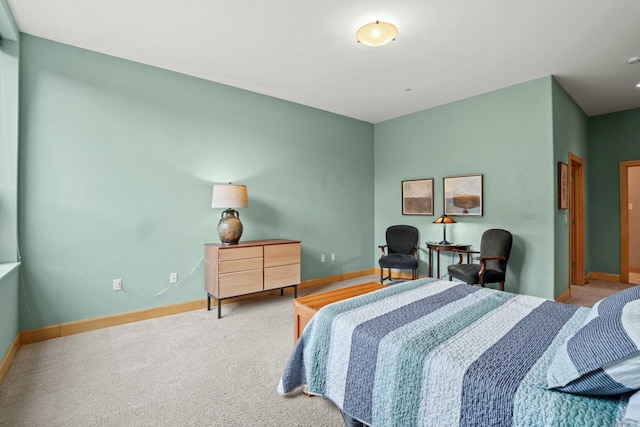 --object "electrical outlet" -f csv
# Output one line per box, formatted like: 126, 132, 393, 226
331, 253, 336, 261
169, 272, 178, 284
113, 278, 122, 291
321, 254, 326, 263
